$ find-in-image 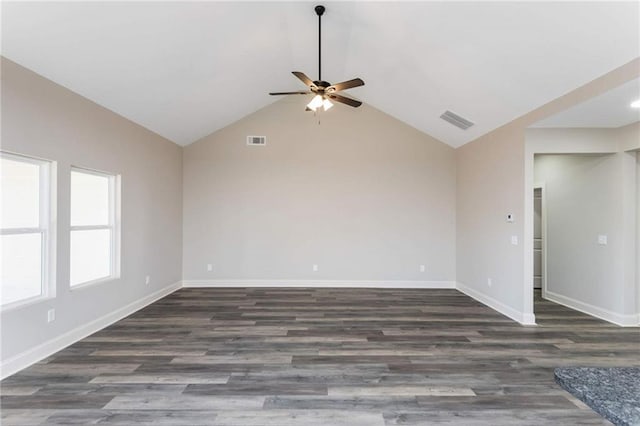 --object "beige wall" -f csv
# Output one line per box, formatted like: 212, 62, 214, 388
456, 124, 526, 321
457, 58, 639, 324
526, 128, 618, 153
620, 148, 638, 318
535, 152, 636, 324
0, 58, 183, 373
525, 124, 638, 326
617, 121, 640, 151
183, 97, 456, 284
